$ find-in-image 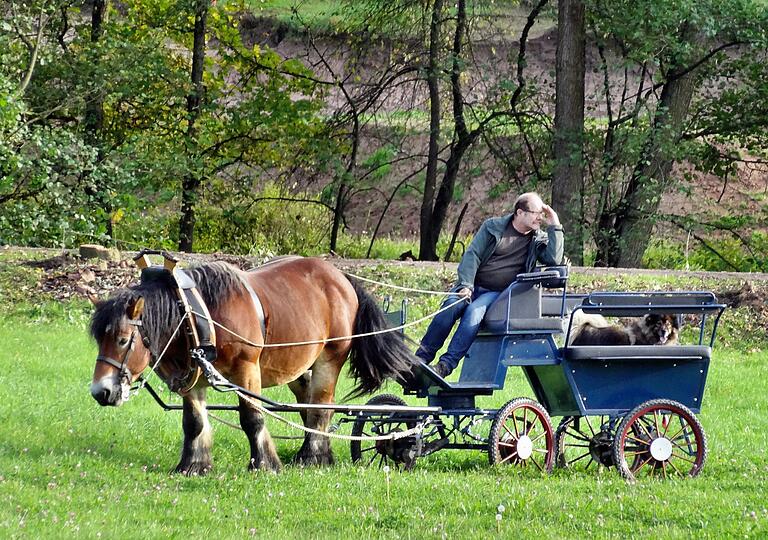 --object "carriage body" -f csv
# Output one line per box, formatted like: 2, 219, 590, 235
360, 268, 726, 479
